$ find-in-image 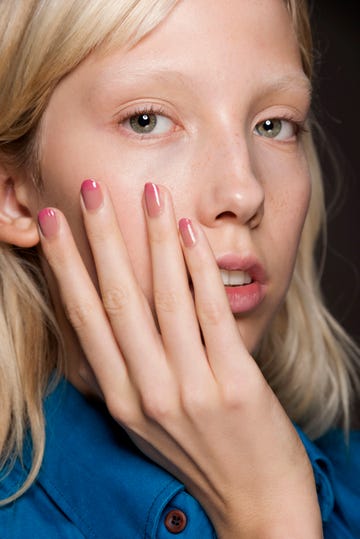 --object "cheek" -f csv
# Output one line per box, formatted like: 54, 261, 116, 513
270, 180, 310, 240
38, 99, 191, 308
260, 145, 311, 235
273, 197, 310, 273
259, 147, 311, 281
